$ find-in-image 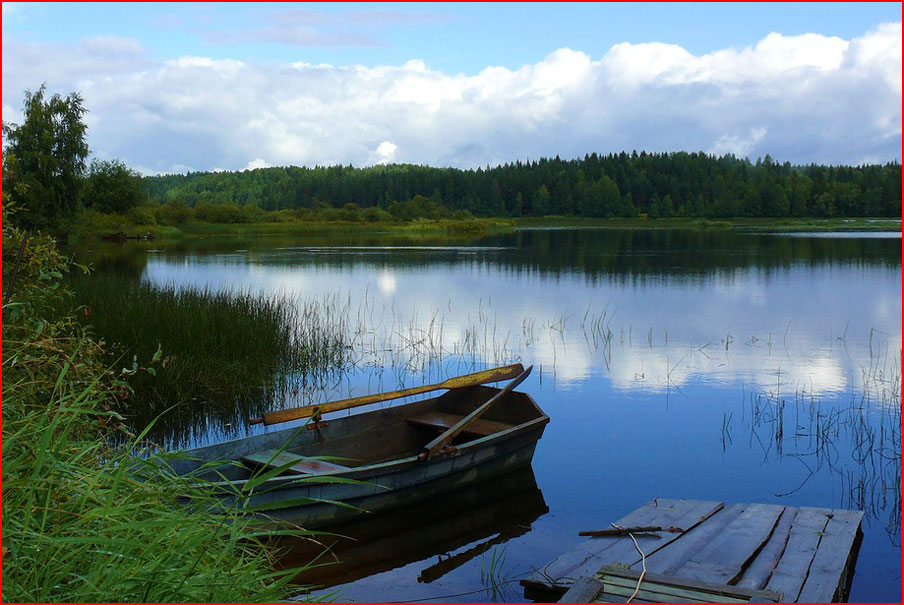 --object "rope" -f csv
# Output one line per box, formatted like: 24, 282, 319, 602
611, 523, 647, 603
